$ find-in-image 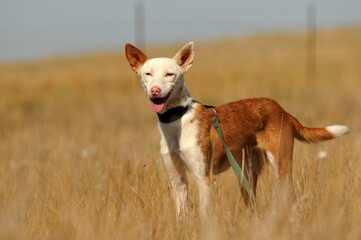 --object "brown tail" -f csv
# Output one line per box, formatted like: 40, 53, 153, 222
287, 113, 349, 143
